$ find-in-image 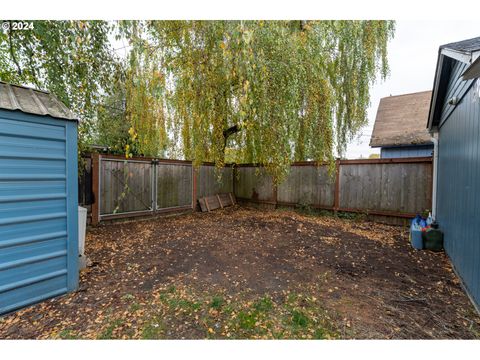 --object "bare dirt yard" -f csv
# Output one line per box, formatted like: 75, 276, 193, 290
1, 206, 479, 339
